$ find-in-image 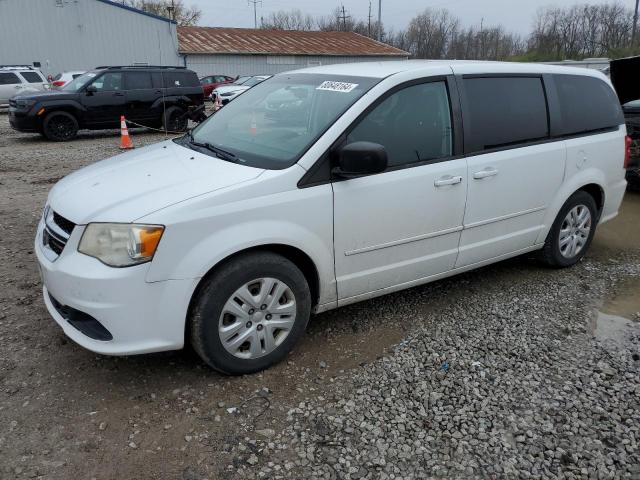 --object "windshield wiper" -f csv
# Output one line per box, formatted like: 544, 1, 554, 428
186, 132, 238, 162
